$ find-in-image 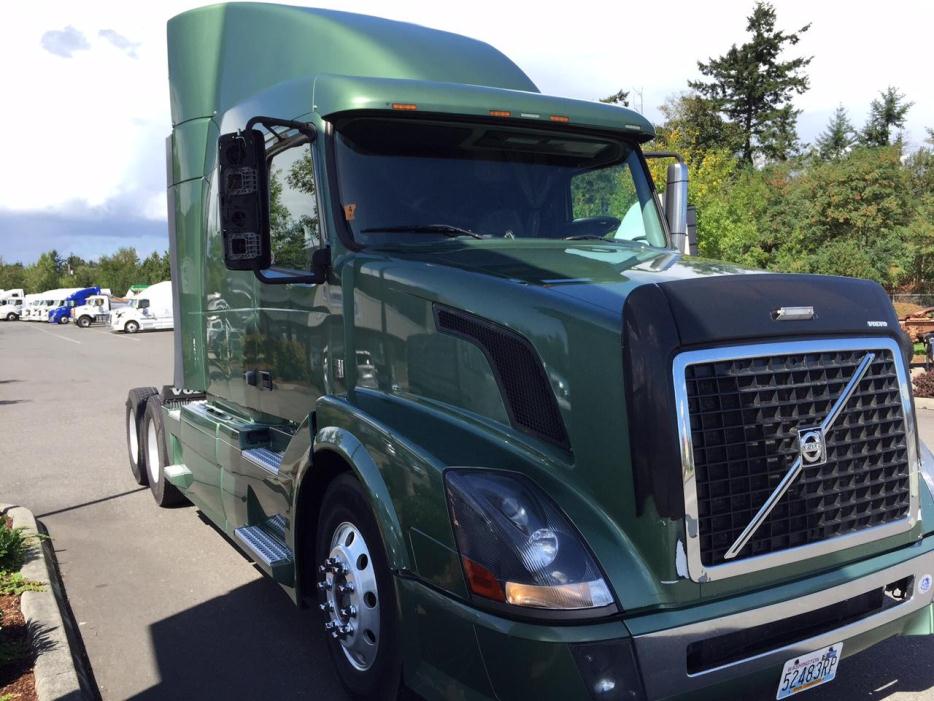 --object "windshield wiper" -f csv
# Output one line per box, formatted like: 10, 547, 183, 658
360, 224, 483, 239
563, 234, 609, 241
